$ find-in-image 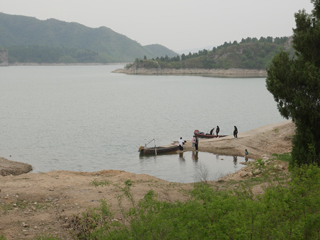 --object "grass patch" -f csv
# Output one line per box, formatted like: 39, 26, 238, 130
67, 163, 320, 239
90, 179, 111, 187
271, 152, 291, 162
